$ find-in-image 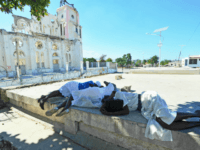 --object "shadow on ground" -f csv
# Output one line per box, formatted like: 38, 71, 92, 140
0, 106, 88, 150
171, 101, 200, 135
